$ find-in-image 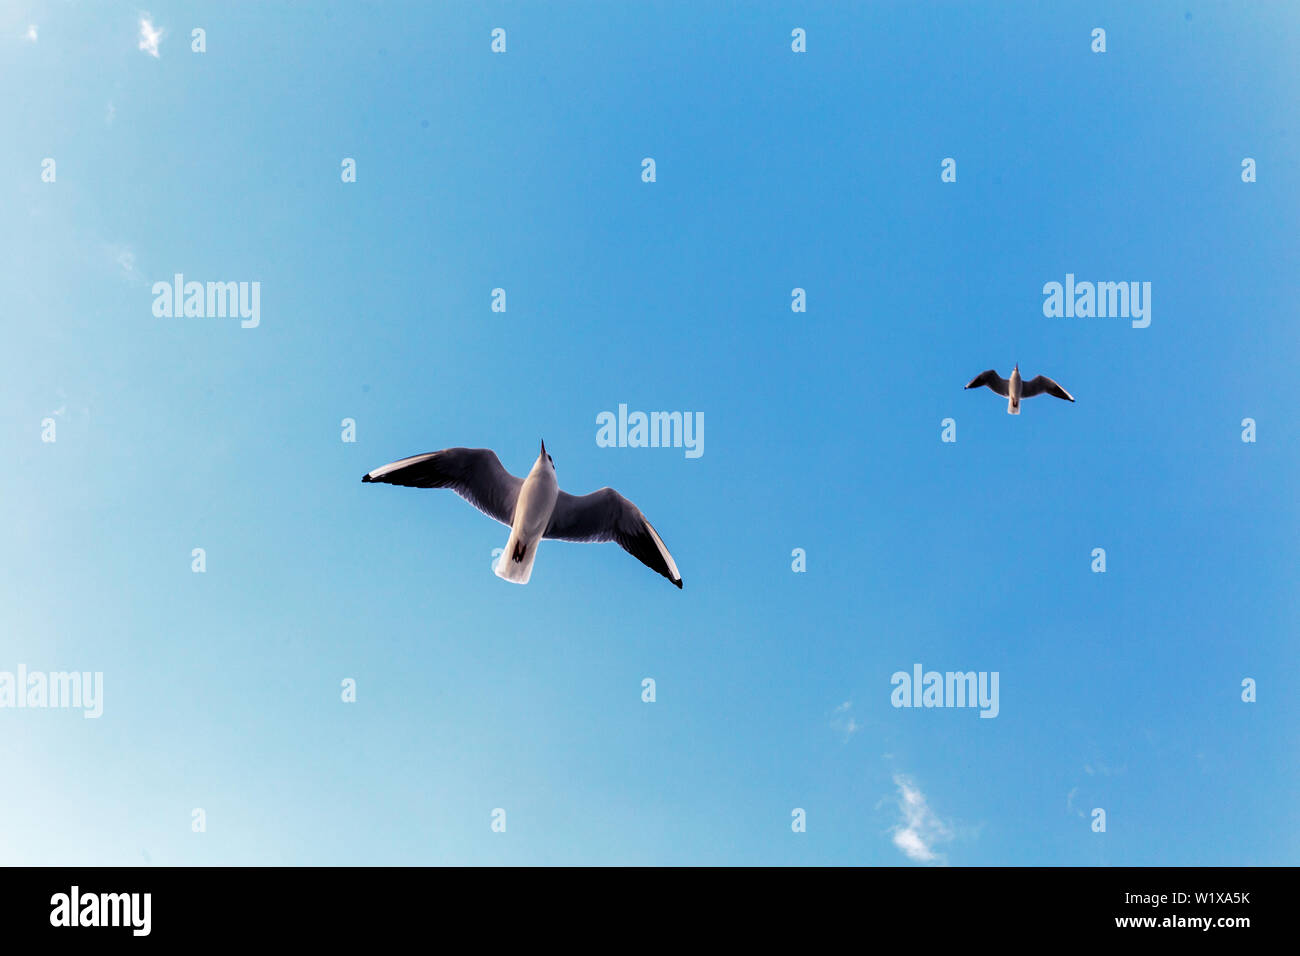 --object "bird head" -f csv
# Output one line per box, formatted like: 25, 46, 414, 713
539, 440, 554, 470
1013, 364, 1019, 374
